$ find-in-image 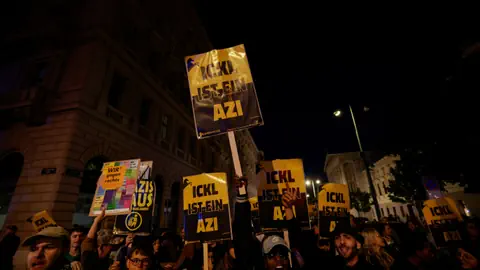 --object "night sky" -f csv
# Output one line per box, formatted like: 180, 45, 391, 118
195, 2, 480, 176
